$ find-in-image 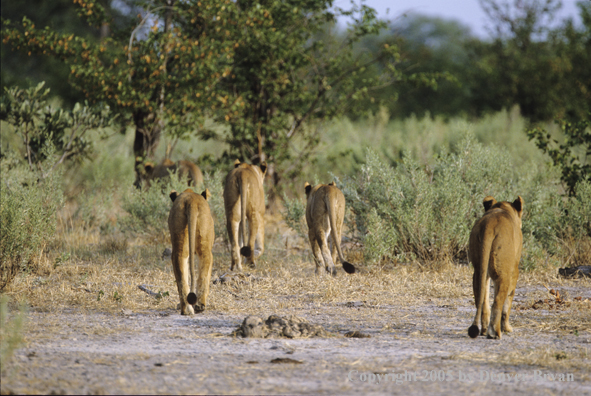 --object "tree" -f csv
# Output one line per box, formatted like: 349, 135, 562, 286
0, 82, 113, 178
372, 14, 471, 119
2, 0, 234, 187
528, 116, 591, 196
3, 0, 440, 195
471, 0, 590, 121
0, 0, 104, 106
207, 0, 418, 198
